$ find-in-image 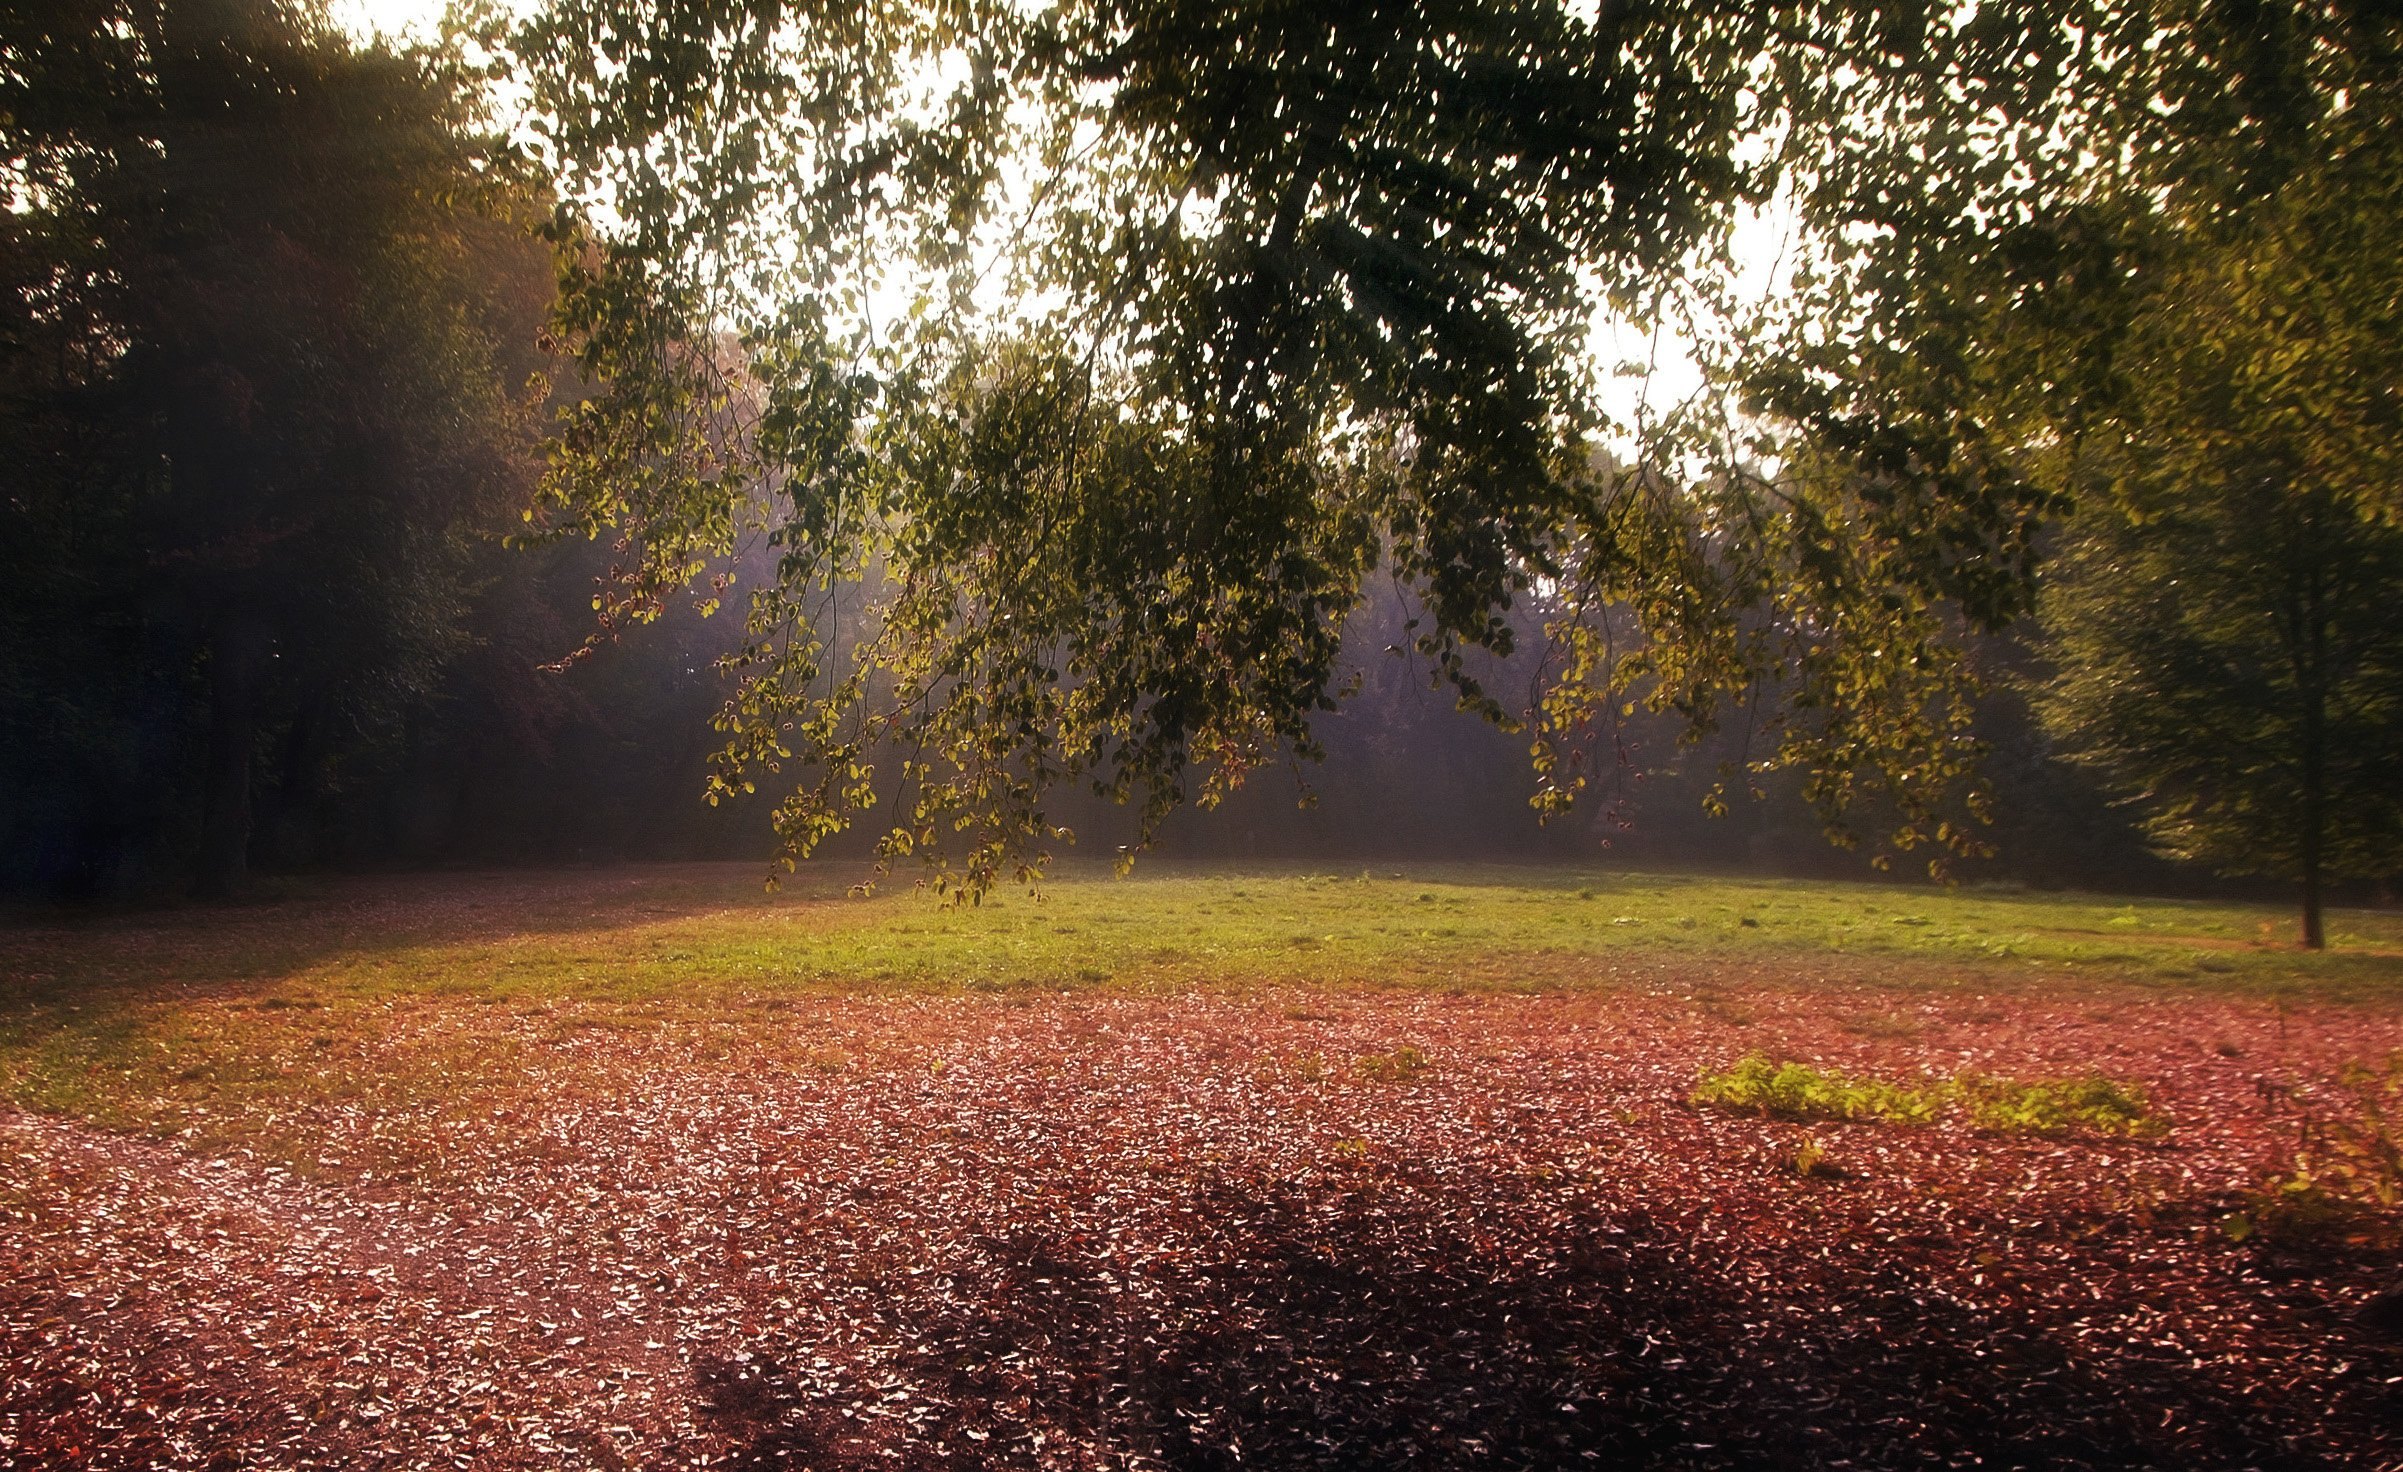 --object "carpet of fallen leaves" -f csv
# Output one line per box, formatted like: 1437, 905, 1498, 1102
4, 982, 2400, 1470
